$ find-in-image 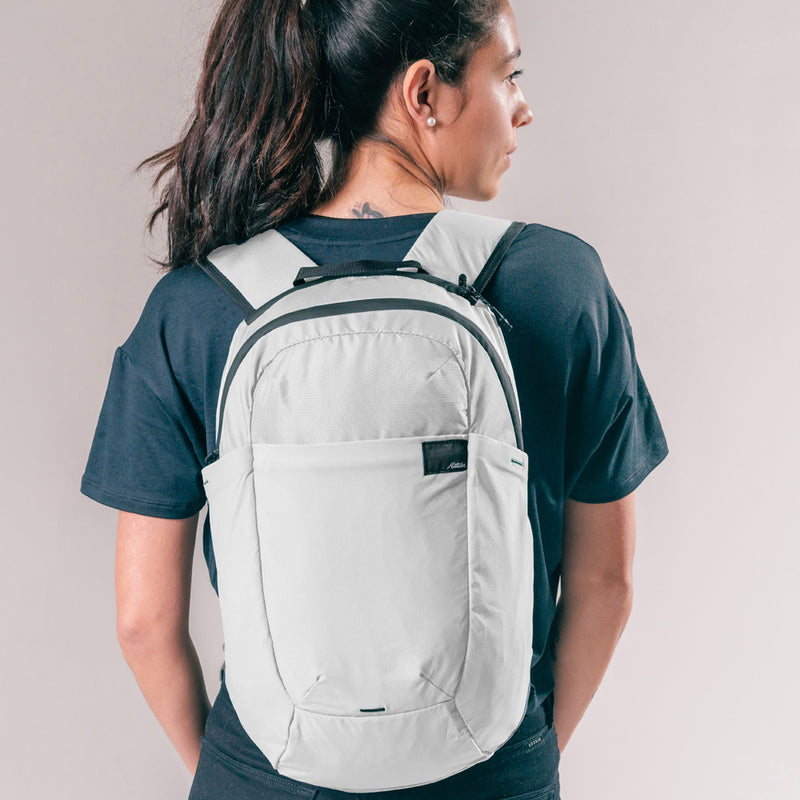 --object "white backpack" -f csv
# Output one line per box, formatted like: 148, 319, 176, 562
200, 209, 535, 792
